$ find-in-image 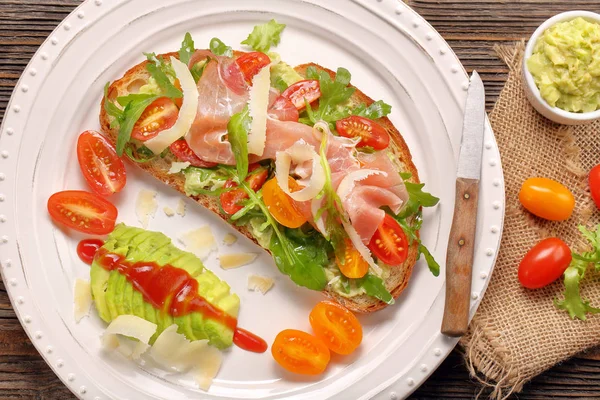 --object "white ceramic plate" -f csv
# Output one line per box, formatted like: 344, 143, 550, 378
0, 0, 504, 399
